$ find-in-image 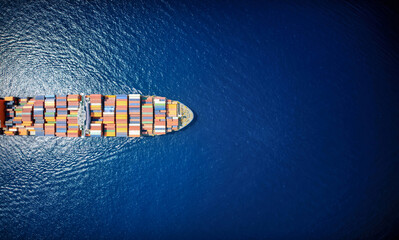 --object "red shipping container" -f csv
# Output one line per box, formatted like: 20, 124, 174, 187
90, 126, 102, 130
